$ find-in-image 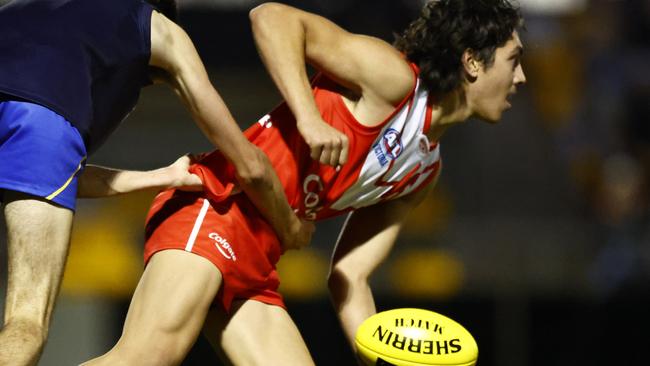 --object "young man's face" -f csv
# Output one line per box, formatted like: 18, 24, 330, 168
469, 31, 526, 123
